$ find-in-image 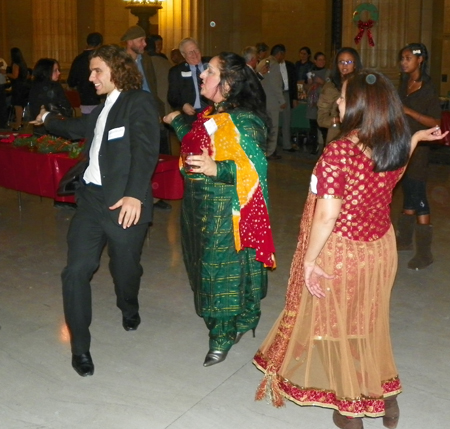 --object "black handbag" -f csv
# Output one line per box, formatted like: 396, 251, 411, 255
57, 158, 87, 196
